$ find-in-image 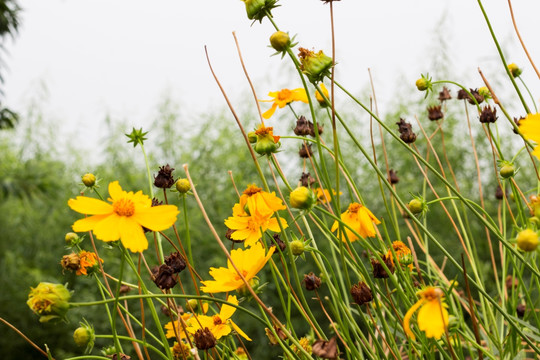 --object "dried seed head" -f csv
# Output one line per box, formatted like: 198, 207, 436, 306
479, 105, 498, 123
467, 88, 484, 105
438, 87, 452, 102
193, 327, 217, 350
271, 233, 287, 254
299, 143, 313, 158
457, 89, 468, 100
371, 255, 395, 278
505, 275, 518, 290
396, 118, 417, 144
427, 105, 443, 121
350, 281, 373, 305
513, 116, 525, 134
303, 272, 322, 291
61, 253, 81, 272
300, 172, 316, 187
516, 304, 526, 318
154, 164, 175, 189
164, 252, 187, 274
152, 264, 177, 290
388, 169, 399, 185
495, 184, 505, 200
312, 337, 338, 359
